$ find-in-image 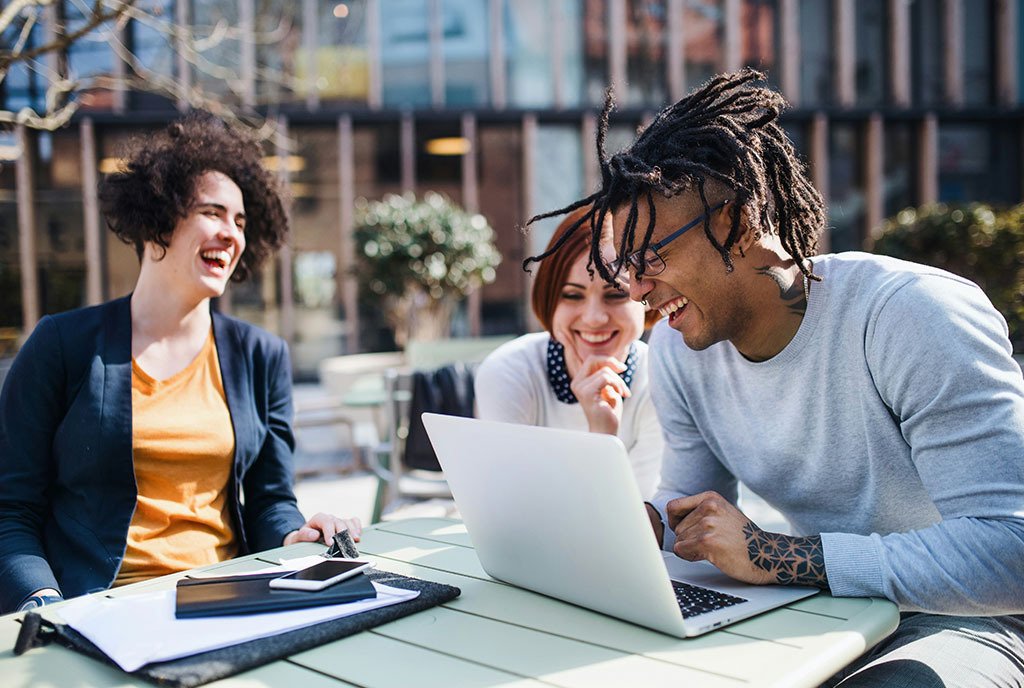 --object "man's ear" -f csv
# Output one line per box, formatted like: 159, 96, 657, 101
718, 202, 758, 257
